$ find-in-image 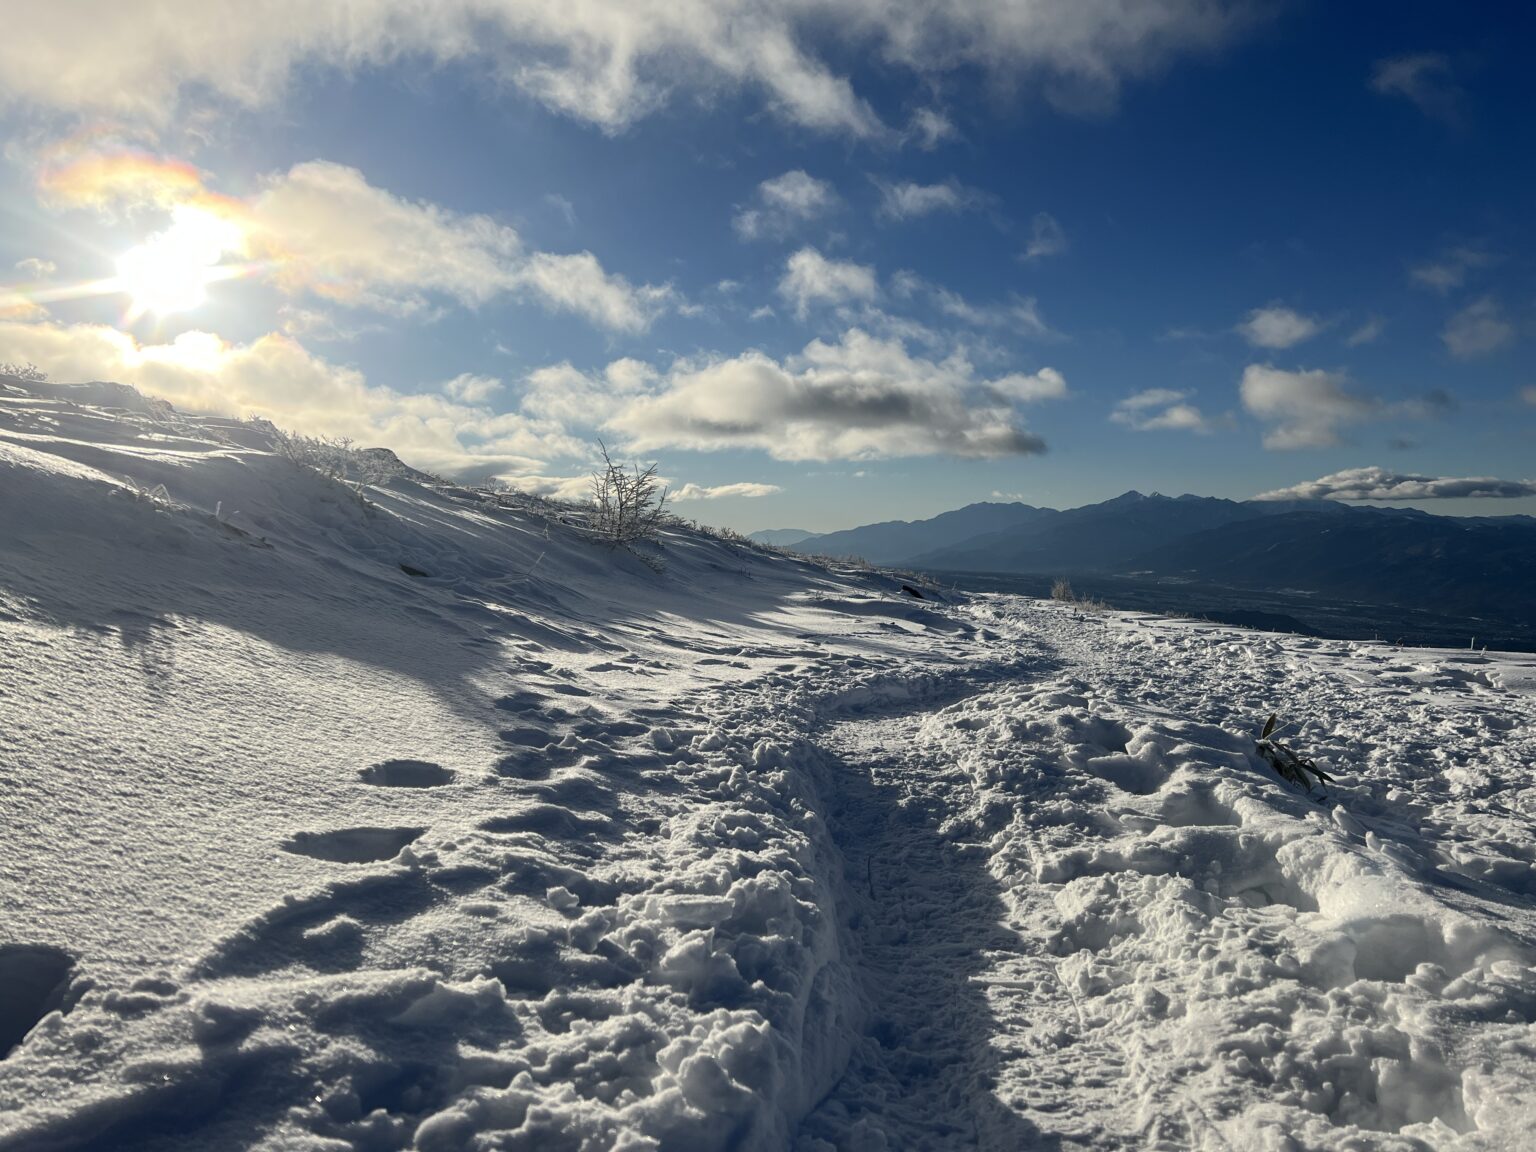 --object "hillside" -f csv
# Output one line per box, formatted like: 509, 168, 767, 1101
4, 379, 1536, 1150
